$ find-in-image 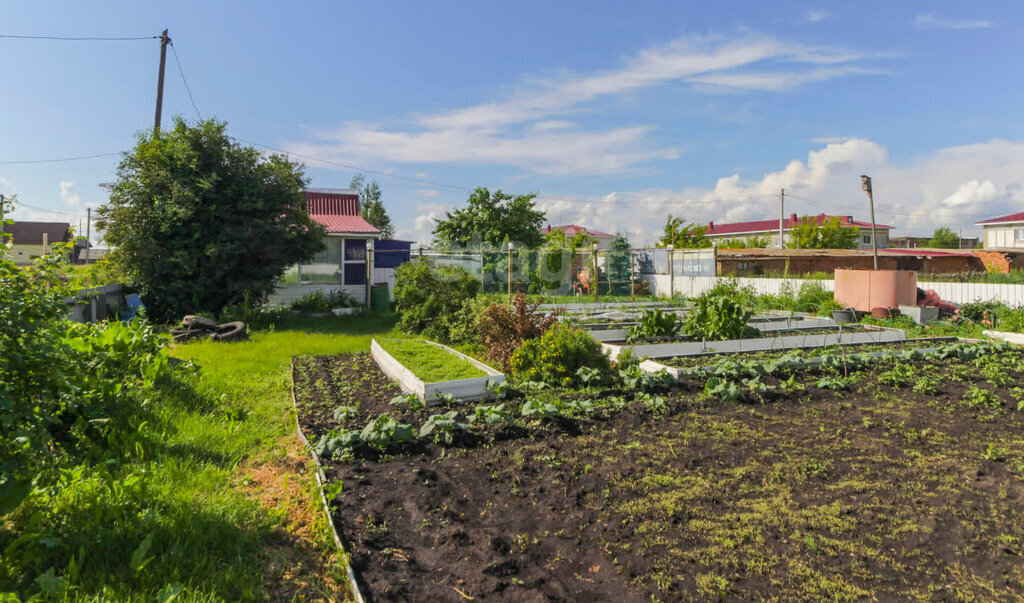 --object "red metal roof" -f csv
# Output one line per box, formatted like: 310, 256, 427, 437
977, 211, 1024, 225
540, 224, 615, 238
705, 213, 893, 236
302, 188, 378, 234
311, 214, 380, 234
305, 189, 359, 216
